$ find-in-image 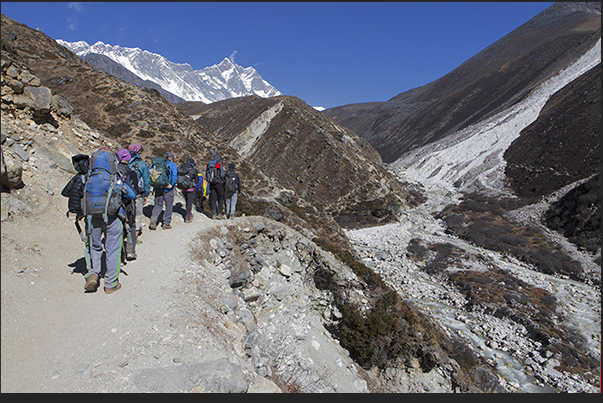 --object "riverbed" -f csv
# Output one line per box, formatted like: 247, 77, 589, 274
345, 183, 600, 393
